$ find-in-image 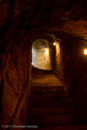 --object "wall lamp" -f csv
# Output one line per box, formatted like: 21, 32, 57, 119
53, 42, 57, 46
84, 49, 87, 55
